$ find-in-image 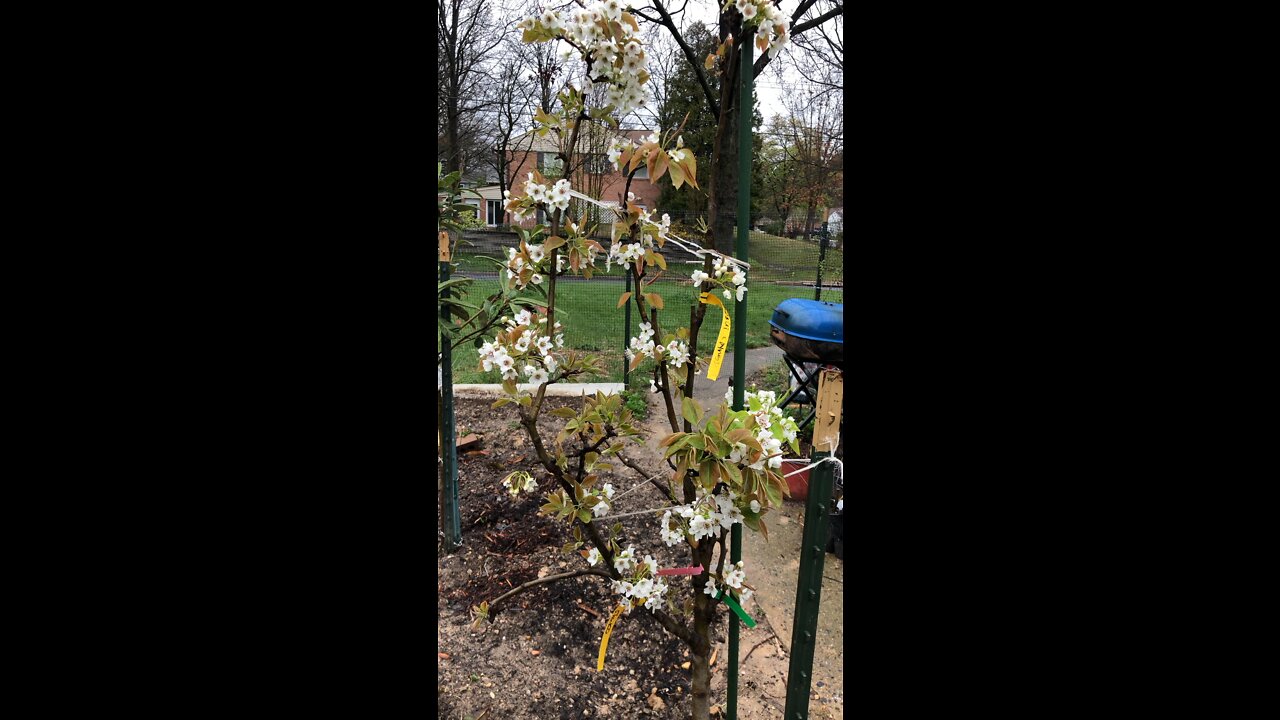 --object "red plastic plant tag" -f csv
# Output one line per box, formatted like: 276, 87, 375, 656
656, 564, 704, 576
